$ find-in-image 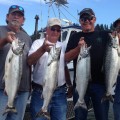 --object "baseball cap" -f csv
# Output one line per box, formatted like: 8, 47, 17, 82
113, 18, 120, 28
47, 18, 61, 27
8, 5, 24, 16
79, 8, 95, 17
